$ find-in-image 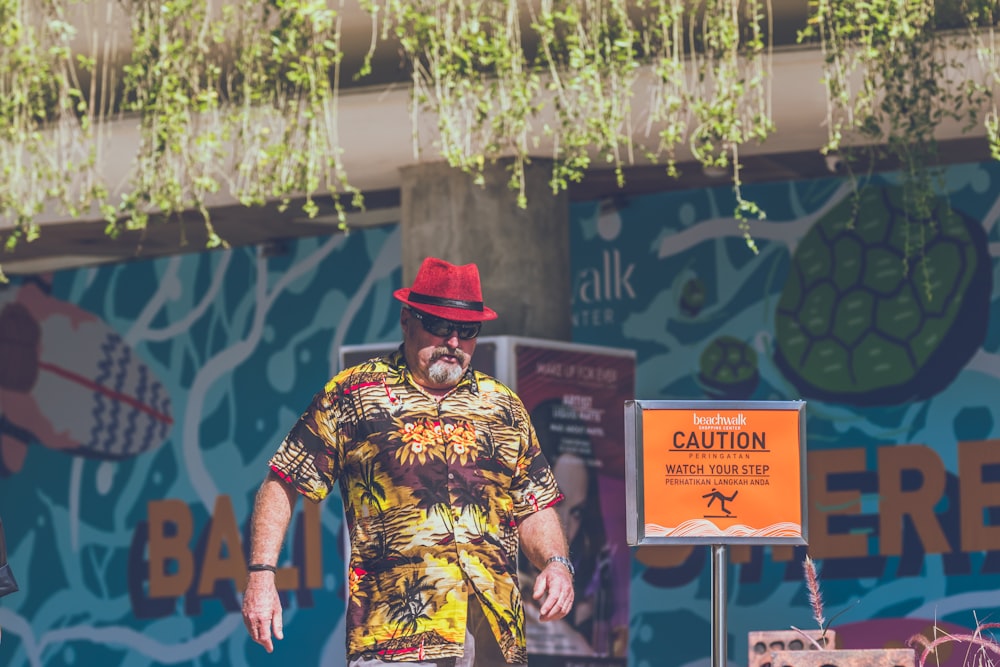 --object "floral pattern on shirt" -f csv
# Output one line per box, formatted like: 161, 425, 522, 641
269, 347, 562, 663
